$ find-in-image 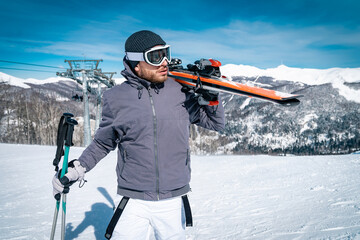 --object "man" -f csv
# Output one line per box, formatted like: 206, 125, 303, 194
53, 30, 225, 239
